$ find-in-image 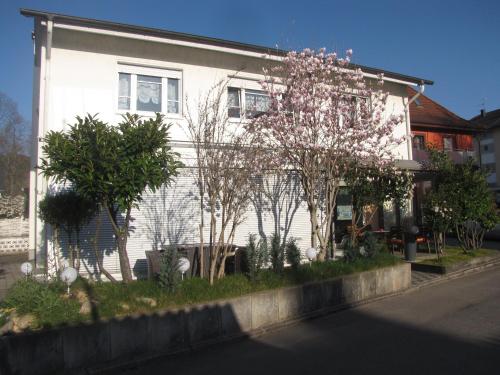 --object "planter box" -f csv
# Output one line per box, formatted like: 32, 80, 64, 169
0, 263, 410, 375
411, 253, 500, 274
